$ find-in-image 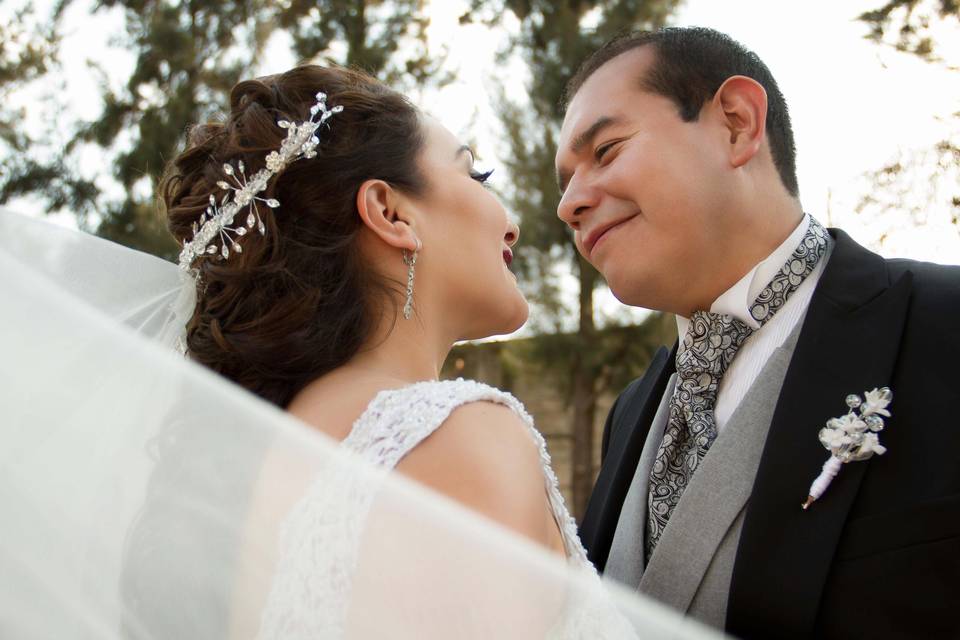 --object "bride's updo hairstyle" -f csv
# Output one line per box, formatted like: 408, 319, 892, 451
161, 65, 426, 407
